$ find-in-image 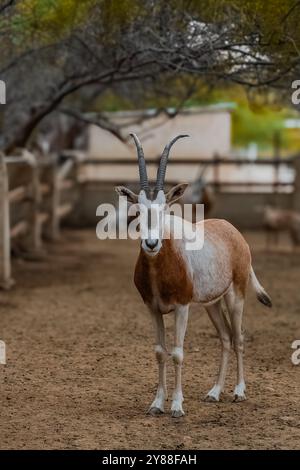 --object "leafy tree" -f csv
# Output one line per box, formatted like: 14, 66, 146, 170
0, 0, 300, 152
